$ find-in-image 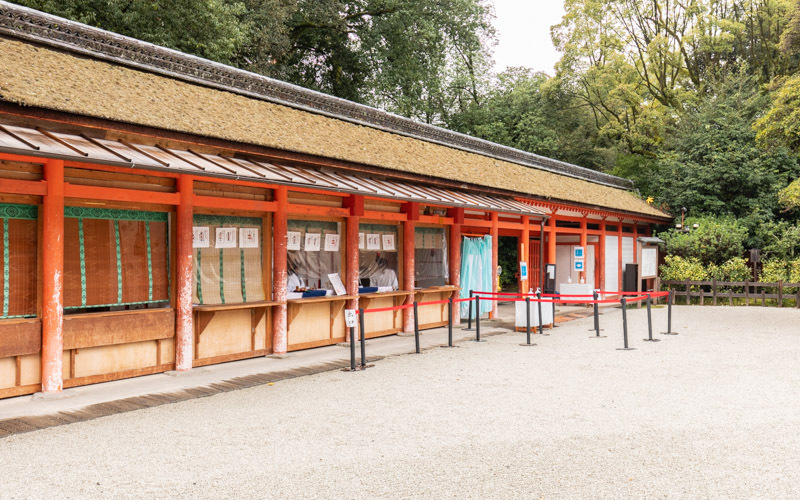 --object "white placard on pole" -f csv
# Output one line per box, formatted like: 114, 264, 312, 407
344, 309, 357, 328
